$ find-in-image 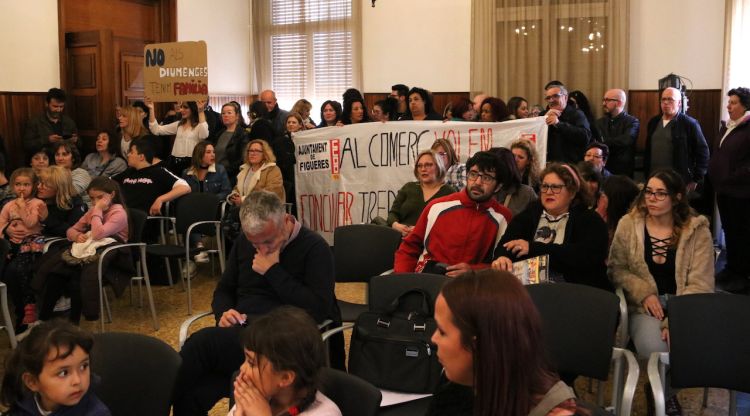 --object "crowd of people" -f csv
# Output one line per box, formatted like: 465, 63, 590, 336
0, 78, 747, 415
